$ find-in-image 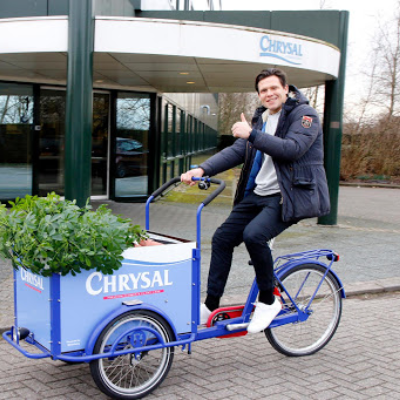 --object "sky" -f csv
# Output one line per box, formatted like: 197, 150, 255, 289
194, 0, 399, 114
